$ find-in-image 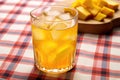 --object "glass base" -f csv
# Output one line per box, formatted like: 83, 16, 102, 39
35, 64, 74, 74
